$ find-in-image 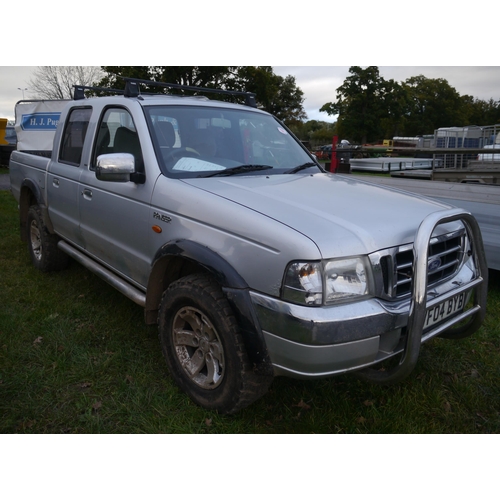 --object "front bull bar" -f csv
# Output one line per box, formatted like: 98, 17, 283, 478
357, 208, 488, 385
